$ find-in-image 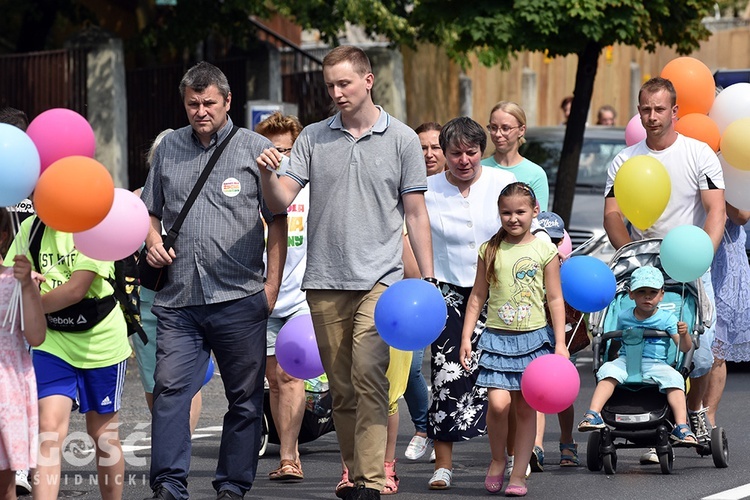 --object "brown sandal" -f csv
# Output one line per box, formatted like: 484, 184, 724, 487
269, 459, 304, 481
